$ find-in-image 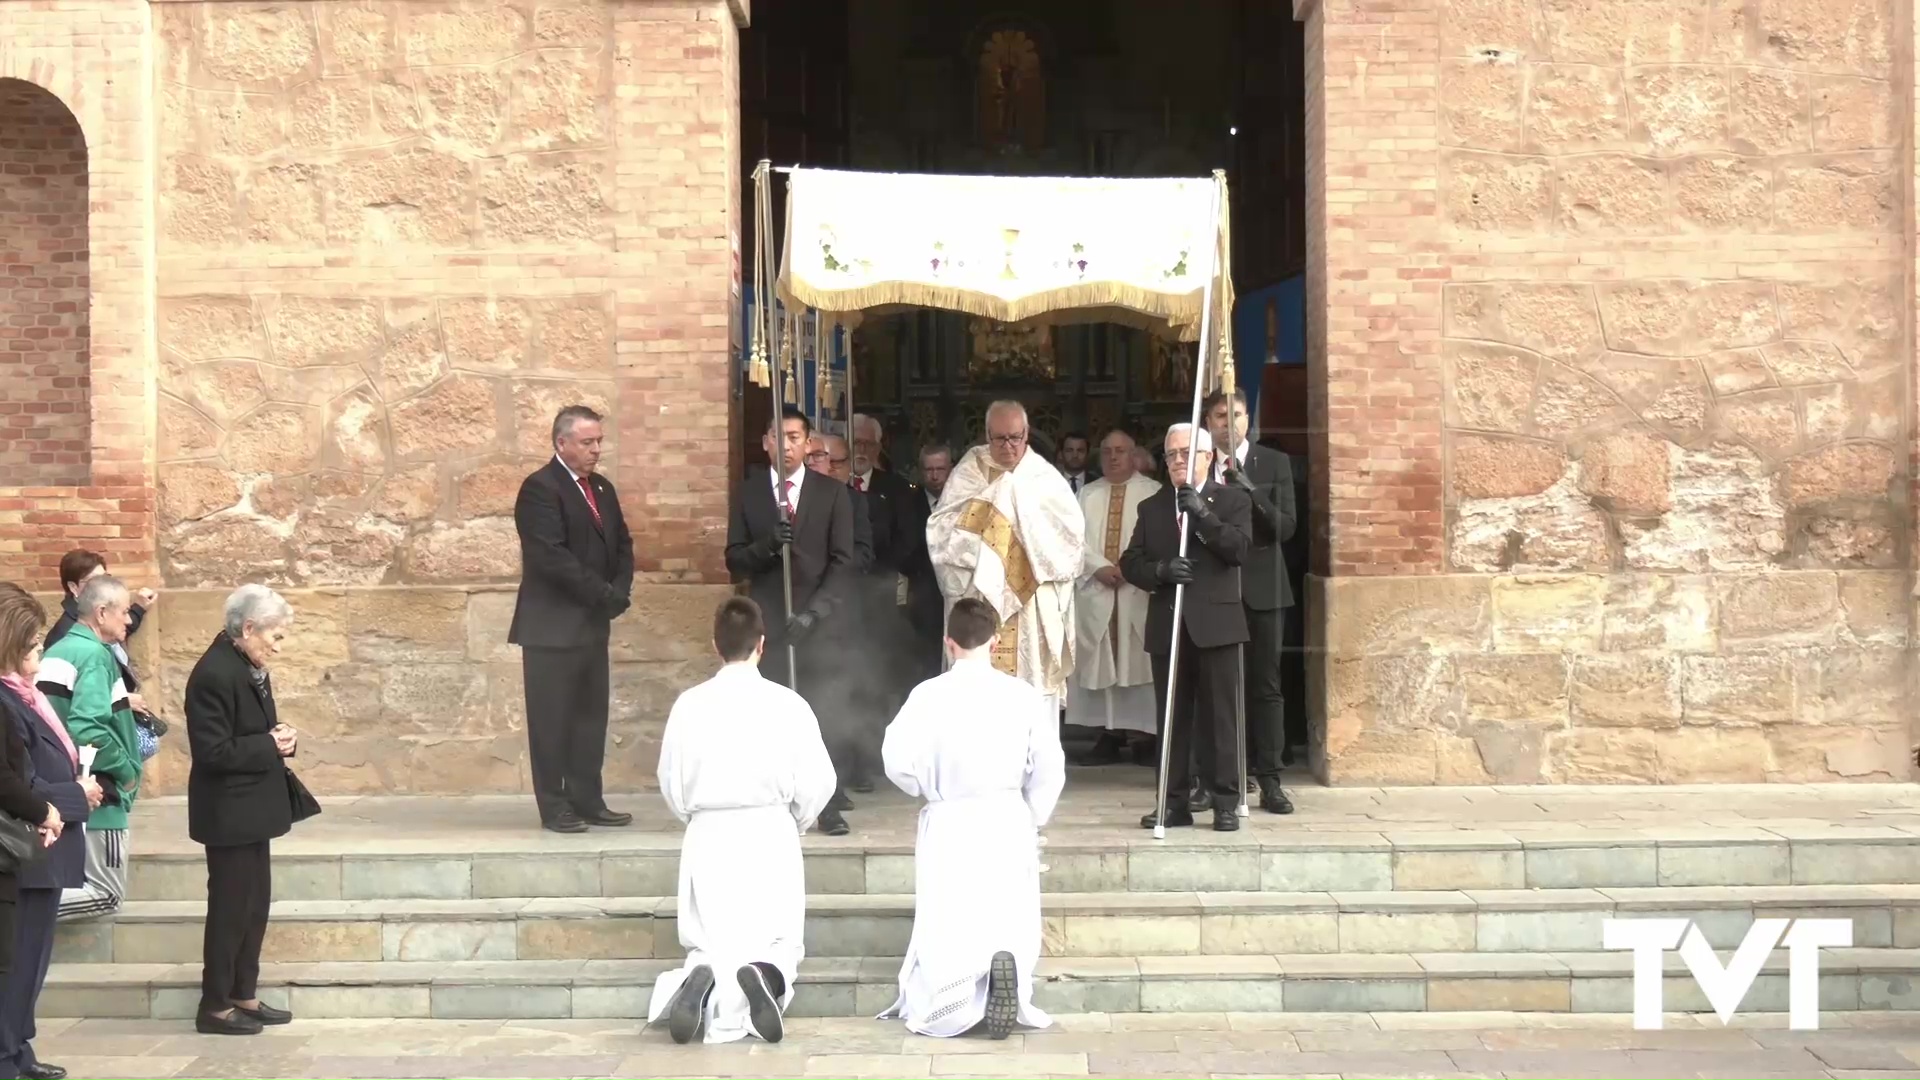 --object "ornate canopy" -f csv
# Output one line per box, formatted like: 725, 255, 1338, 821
773, 167, 1233, 344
